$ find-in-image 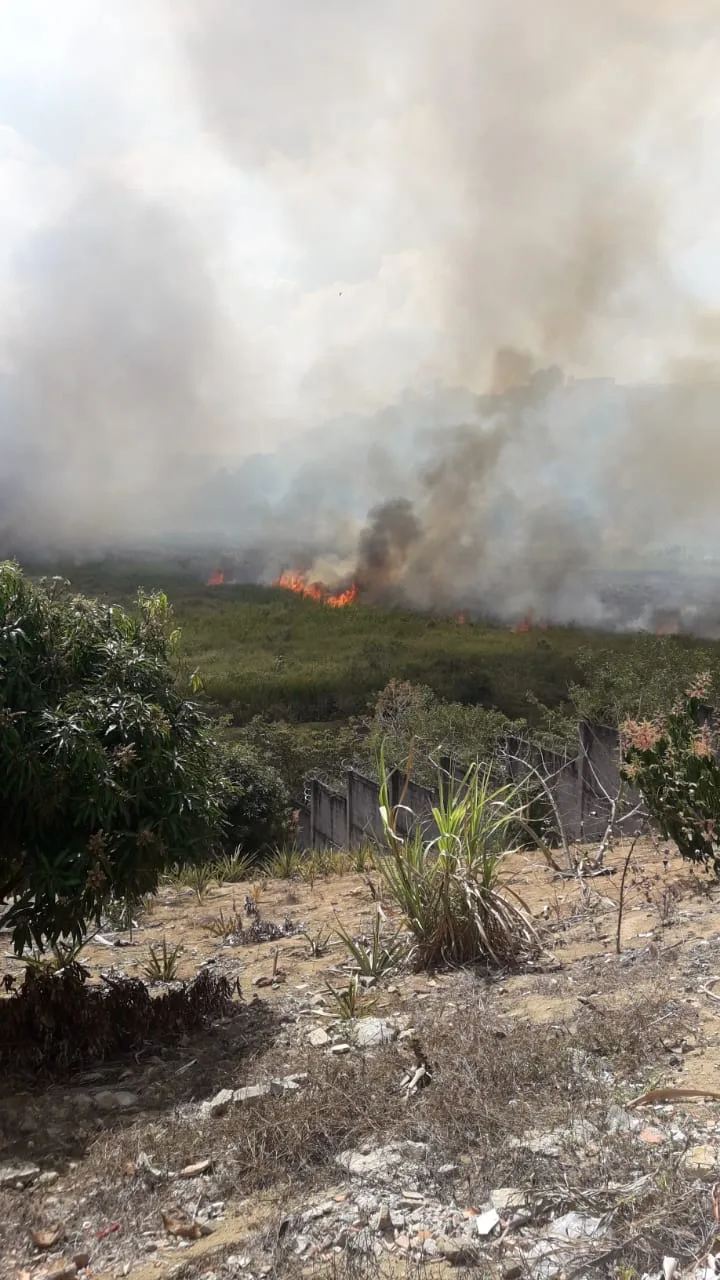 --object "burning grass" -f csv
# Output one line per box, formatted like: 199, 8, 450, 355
273, 569, 358, 609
